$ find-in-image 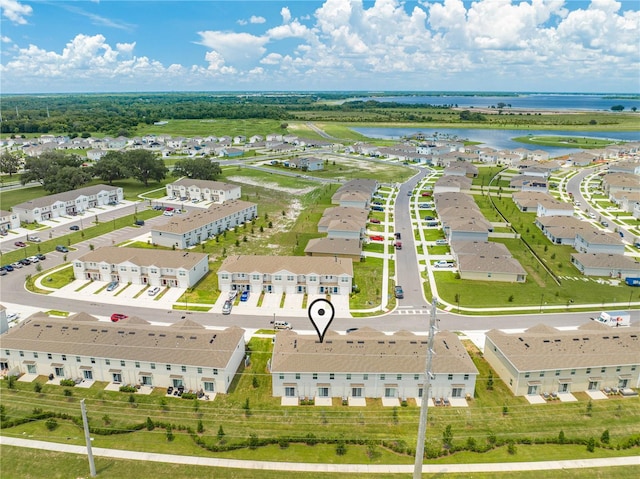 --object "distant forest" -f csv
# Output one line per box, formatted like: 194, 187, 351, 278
0, 92, 454, 136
